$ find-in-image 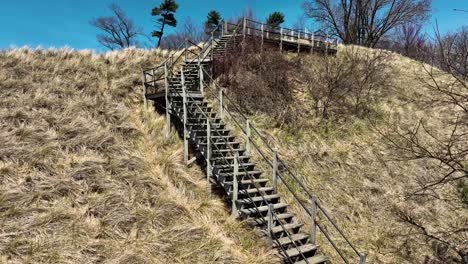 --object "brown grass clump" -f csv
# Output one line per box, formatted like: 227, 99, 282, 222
0, 47, 276, 263
216, 45, 467, 263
